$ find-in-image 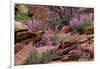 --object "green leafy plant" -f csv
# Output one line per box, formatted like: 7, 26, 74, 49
82, 19, 91, 27
73, 23, 84, 33
49, 33, 60, 41
15, 12, 29, 20
72, 19, 92, 33
25, 49, 57, 64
